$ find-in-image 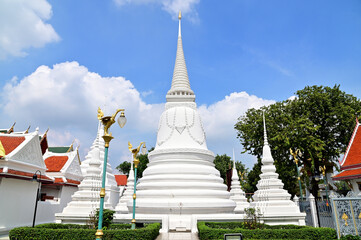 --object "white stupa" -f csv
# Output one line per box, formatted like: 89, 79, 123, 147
230, 150, 250, 213
56, 122, 120, 224
250, 113, 305, 225
115, 162, 135, 213
115, 12, 238, 232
